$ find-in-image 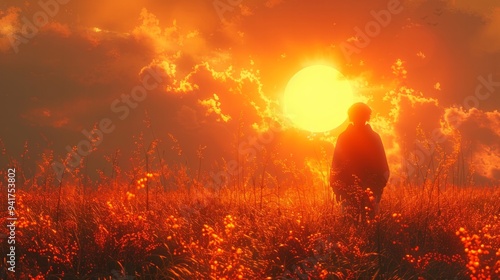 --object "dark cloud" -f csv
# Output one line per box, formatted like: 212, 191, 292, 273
443, 107, 500, 182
